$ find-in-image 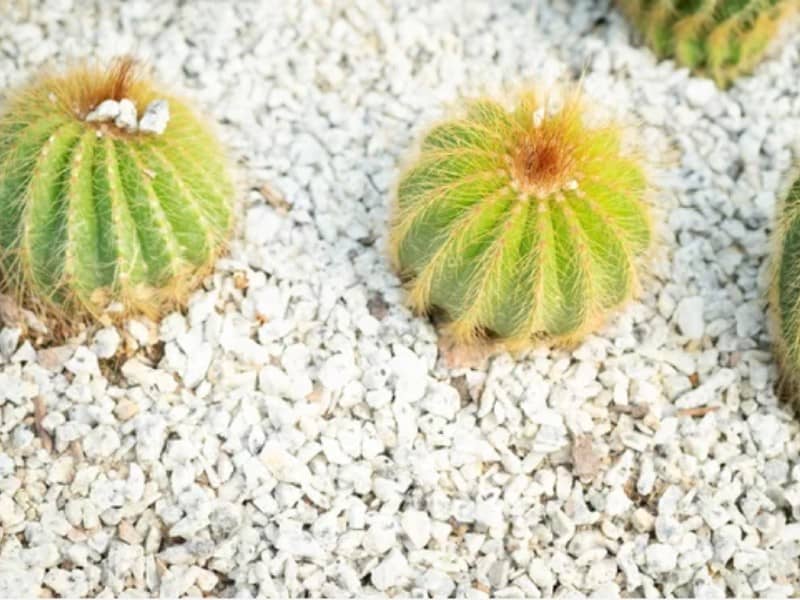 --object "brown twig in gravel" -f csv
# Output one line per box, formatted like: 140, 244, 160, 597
33, 396, 53, 452
676, 405, 719, 418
